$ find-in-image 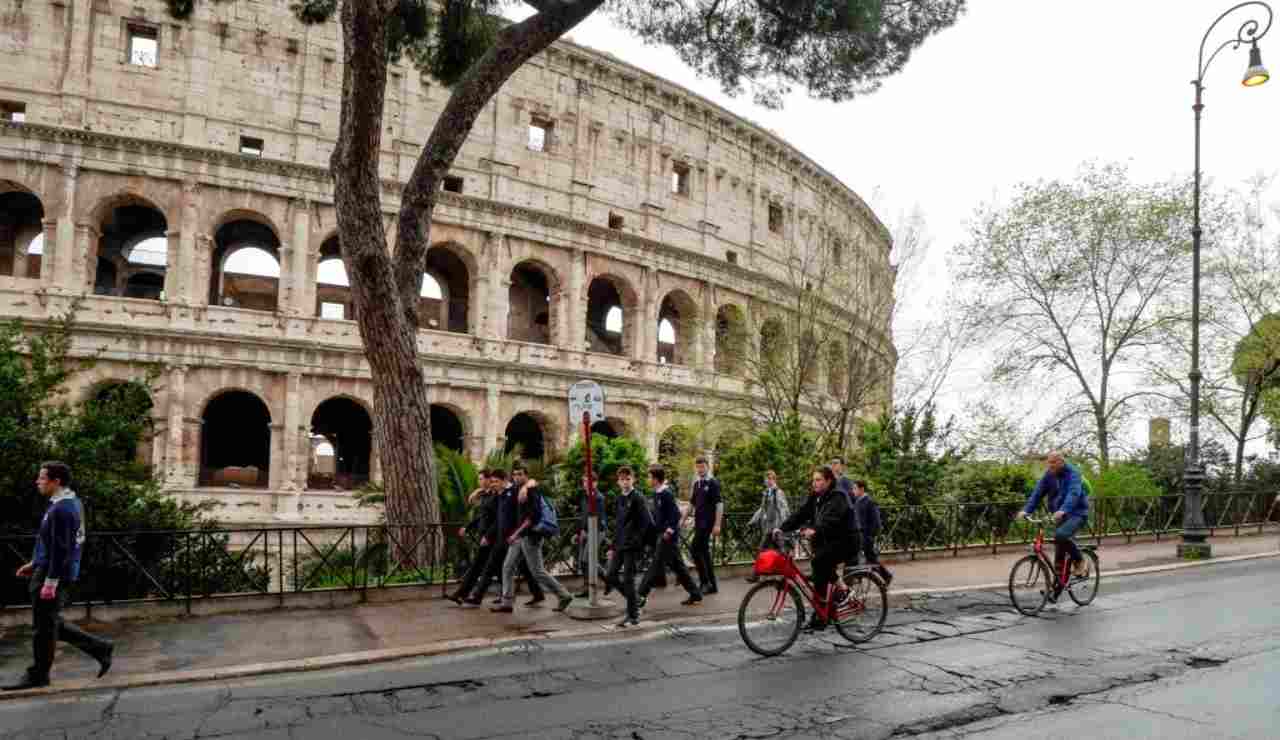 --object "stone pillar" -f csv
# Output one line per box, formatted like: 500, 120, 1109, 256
51, 163, 79, 293
645, 403, 659, 461
281, 372, 304, 493
637, 267, 657, 364
11, 229, 28, 279
268, 422, 286, 491
287, 202, 310, 316
486, 232, 509, 340
74, 224, 99, 294
567, 248, 585, 351
194, 234, 214, 306
484, 384, 501, 454
177, 181, 200, 304
165, 365, 189, 487
38, 219, 57, 287
700, 282, 716, 372
163, 230, 181, 301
